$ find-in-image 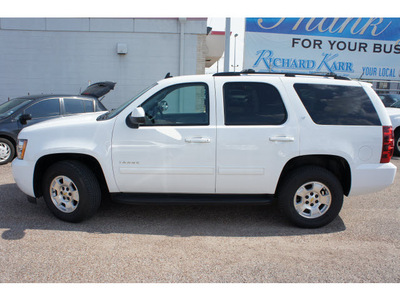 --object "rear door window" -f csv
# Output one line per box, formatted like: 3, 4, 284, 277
64, 98, 94, 114
294, 84, 381, 126
223, 82, 287, 125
